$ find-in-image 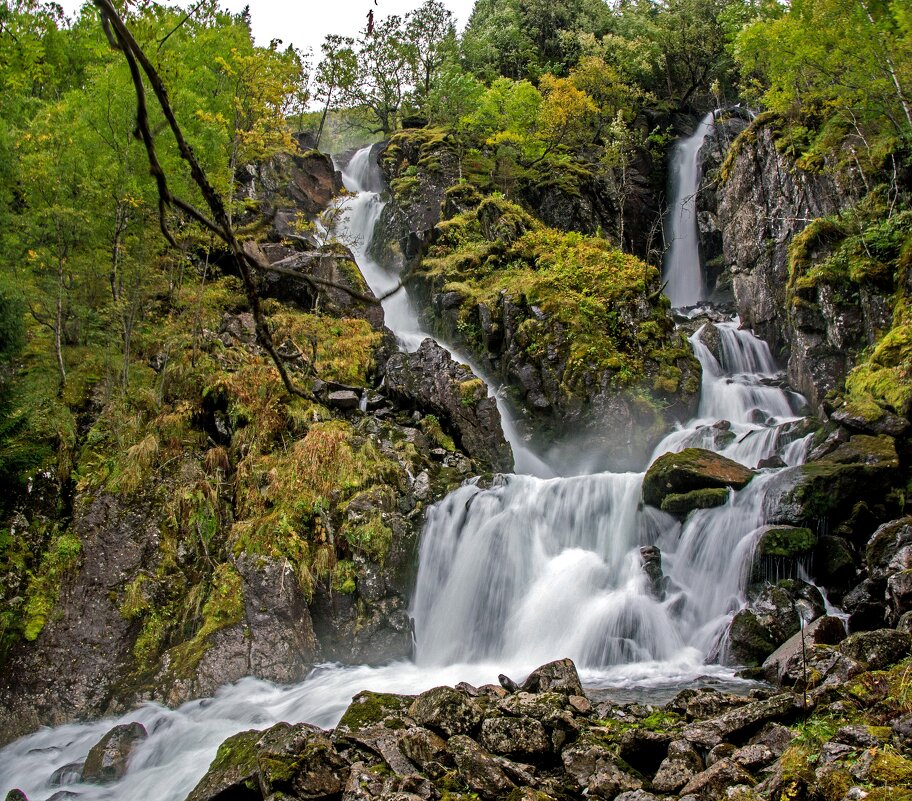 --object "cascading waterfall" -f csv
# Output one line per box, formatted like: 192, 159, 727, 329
0, 137, 813, 801
663, 111, 717, 307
